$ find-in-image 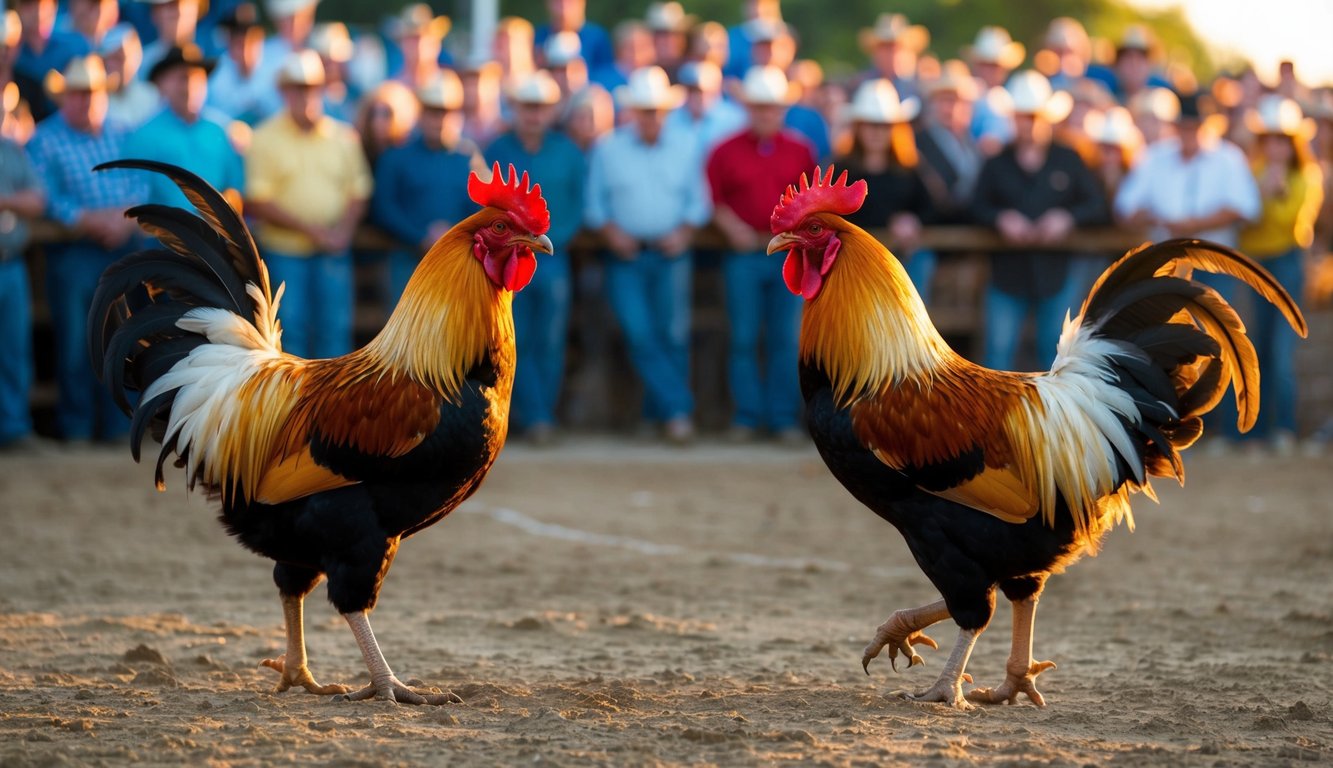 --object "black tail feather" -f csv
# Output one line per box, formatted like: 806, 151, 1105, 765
102, 301, 194, 413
